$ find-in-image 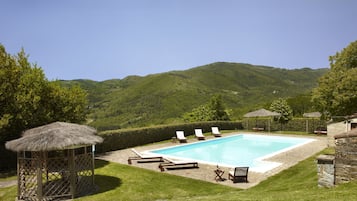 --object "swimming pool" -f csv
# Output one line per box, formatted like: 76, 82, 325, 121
148, 134, 315, 173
